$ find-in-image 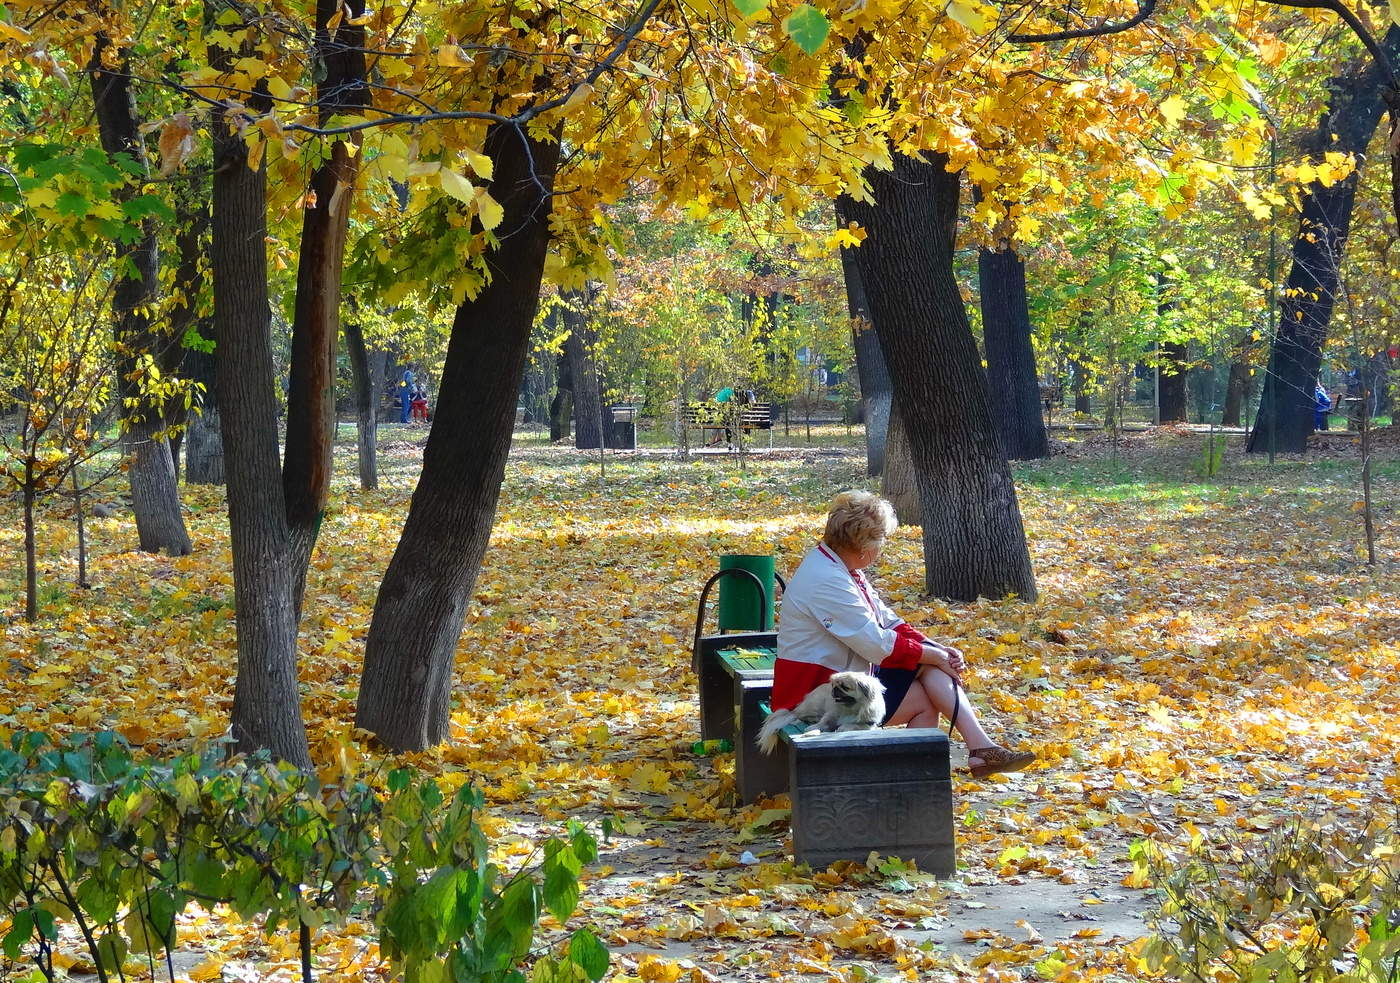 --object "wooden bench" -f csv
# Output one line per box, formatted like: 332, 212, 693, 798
695, 635, 956, 875
694, 632, 777, 744
681, 402, 774, 445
